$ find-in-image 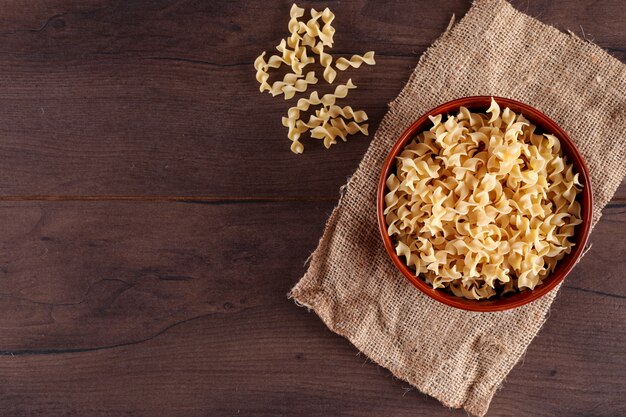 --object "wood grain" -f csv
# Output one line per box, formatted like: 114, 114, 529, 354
0, 201, 624, 417
0, 1, 624, 416
0, 0, 622, 198
0, 200, 329, 351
